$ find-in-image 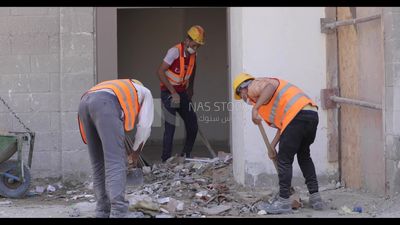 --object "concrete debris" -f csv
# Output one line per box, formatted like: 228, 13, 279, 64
157, 197, 170, 204
142, 166, 152, 174
129, 198, 160, 212
47, 185, 56, 193
156, 214, 174, 218
71, 194, 95, 200
35, 186, 45, 194
195, 191, 209, 198
164, 198, 179, 213
201, 205, 231, 215
192, 163, 203, 170
257, 210, 267, 215
172, 181, 181, 187
0, 201, 12, 206
55, 182, 63, 189
126, 211, 145, 218
66, 190, 79, 195
177, 201, 184, 211
160, 207, 169, 214
340, 205, 358, 215
223, 155, 233, 163
217, 151, 230, 160
87, 182, 93, 190
122, 151, 290, 218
